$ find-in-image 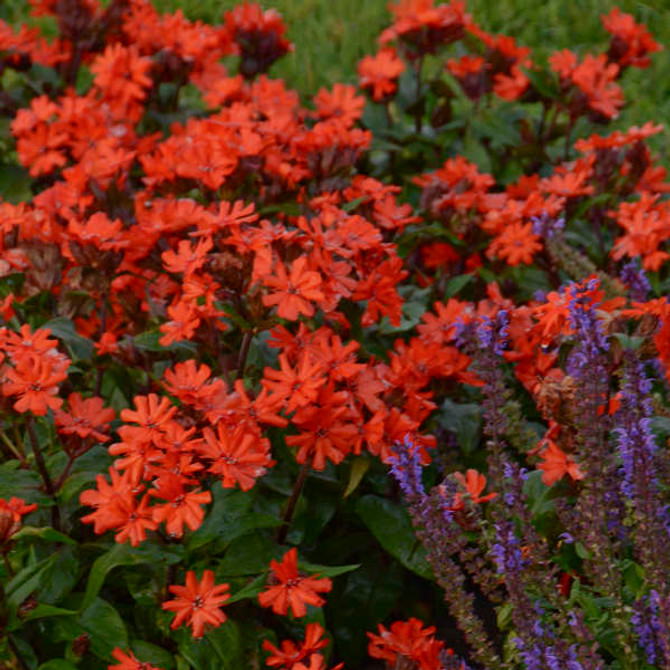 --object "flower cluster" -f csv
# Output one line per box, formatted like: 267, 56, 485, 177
0, 0, 669, 668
